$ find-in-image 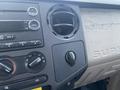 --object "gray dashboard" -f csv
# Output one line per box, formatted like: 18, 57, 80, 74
0, 0, 87, 90
1, 0, 120, 90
